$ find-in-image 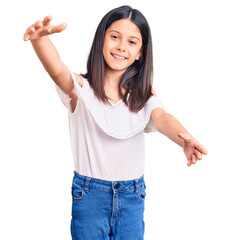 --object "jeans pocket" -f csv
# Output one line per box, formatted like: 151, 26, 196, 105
138, 185, 146, 202
71, 180, 85, 200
